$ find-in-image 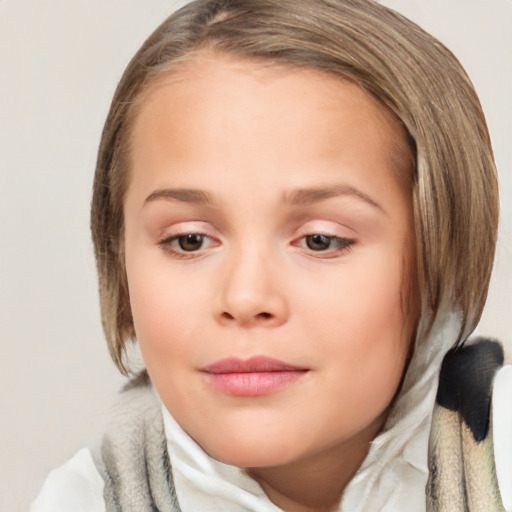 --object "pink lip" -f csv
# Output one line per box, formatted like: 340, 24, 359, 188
200, 356, 309, 397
